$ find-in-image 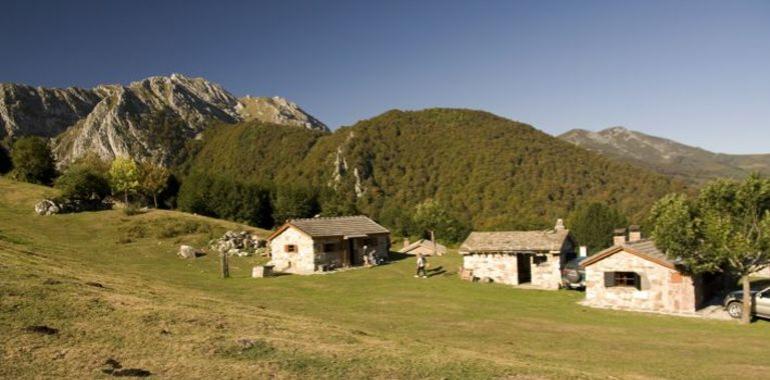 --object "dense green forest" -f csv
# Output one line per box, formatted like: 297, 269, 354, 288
180, 108, 686, 233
